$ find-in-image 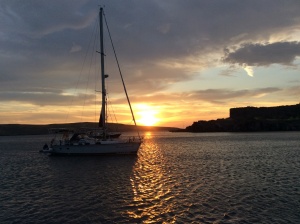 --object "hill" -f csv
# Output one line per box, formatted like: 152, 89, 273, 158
0, 122, 178, 136
186, 104, 300, 132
